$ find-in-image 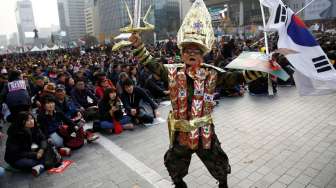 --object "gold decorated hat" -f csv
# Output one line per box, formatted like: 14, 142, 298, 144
177, 0, 215, 55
